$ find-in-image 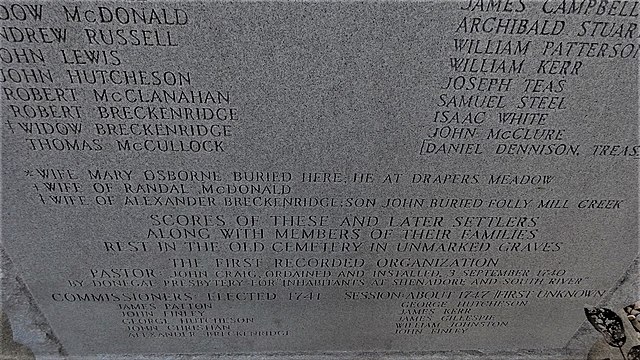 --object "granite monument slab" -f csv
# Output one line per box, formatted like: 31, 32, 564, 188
1, 0, 639, 357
